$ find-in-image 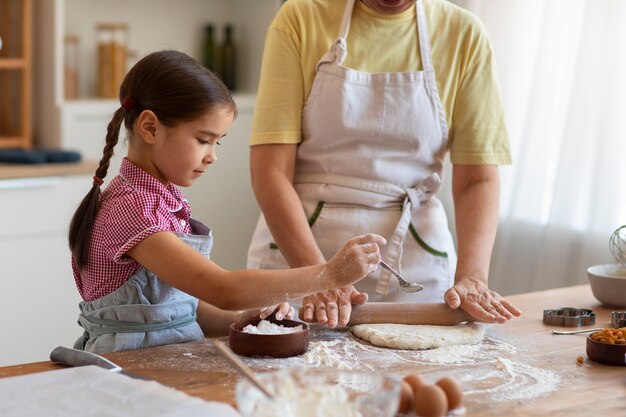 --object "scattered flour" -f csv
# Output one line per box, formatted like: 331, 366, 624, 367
239, 377, 361, 417
242, 320, 303, 335
461, 357, 561, 401
124, 328, 561, 406
303, 340, 355, 369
